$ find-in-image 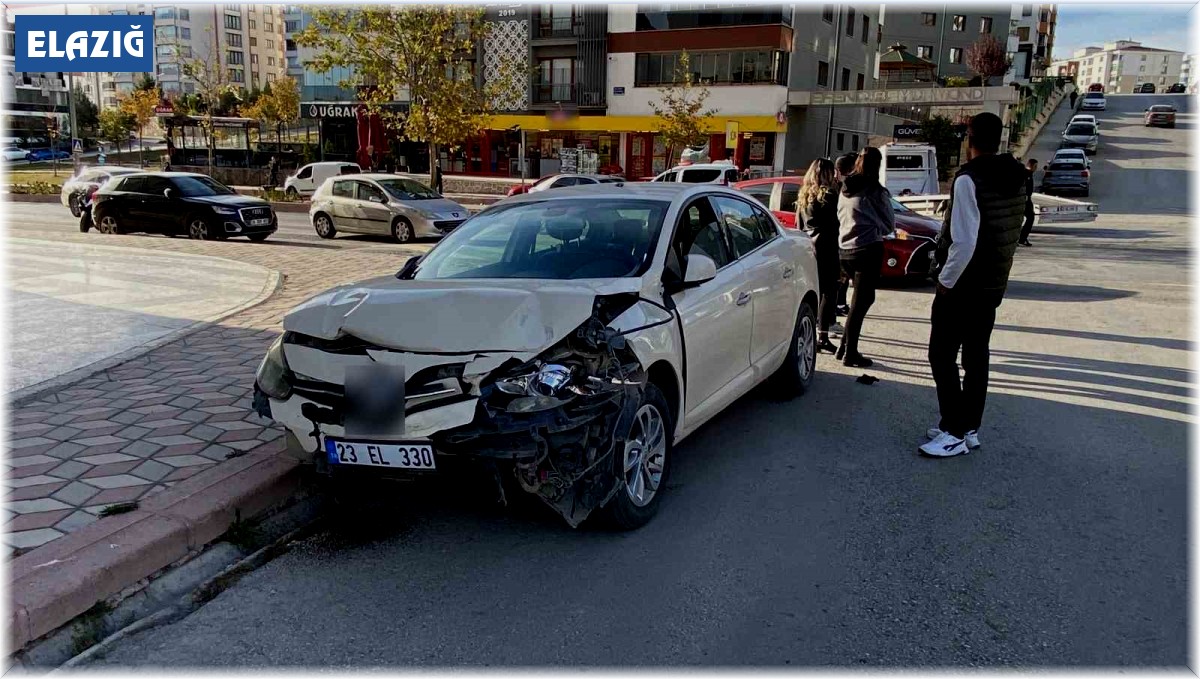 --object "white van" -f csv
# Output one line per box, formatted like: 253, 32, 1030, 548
880, 143, 939, 196
651, 161, 740, 184
284, 161, 361, 197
